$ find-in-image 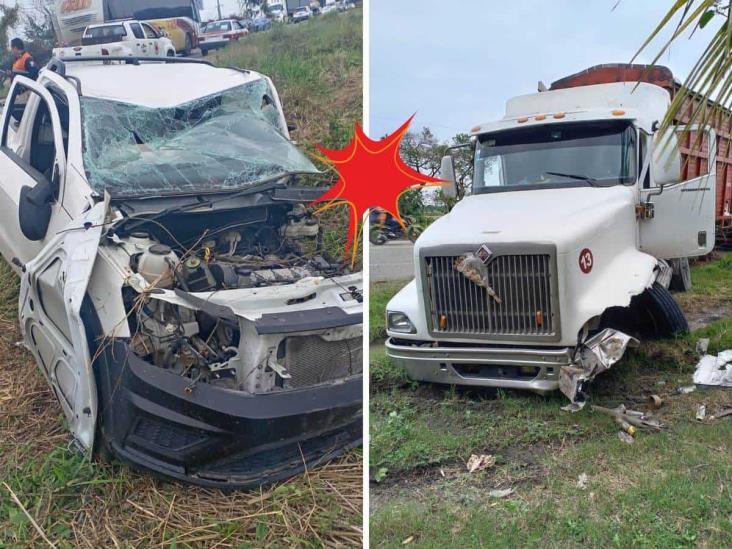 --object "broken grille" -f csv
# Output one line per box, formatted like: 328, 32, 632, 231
424, 253, 557, 338
283, 336, 362, 388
